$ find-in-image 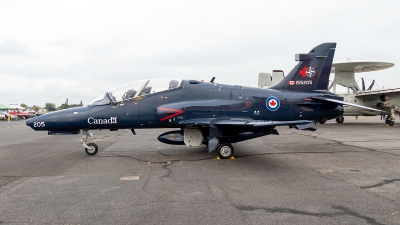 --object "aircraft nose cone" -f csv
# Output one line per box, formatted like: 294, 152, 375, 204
26, 117, 42, 130
26, 117, 35, 128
